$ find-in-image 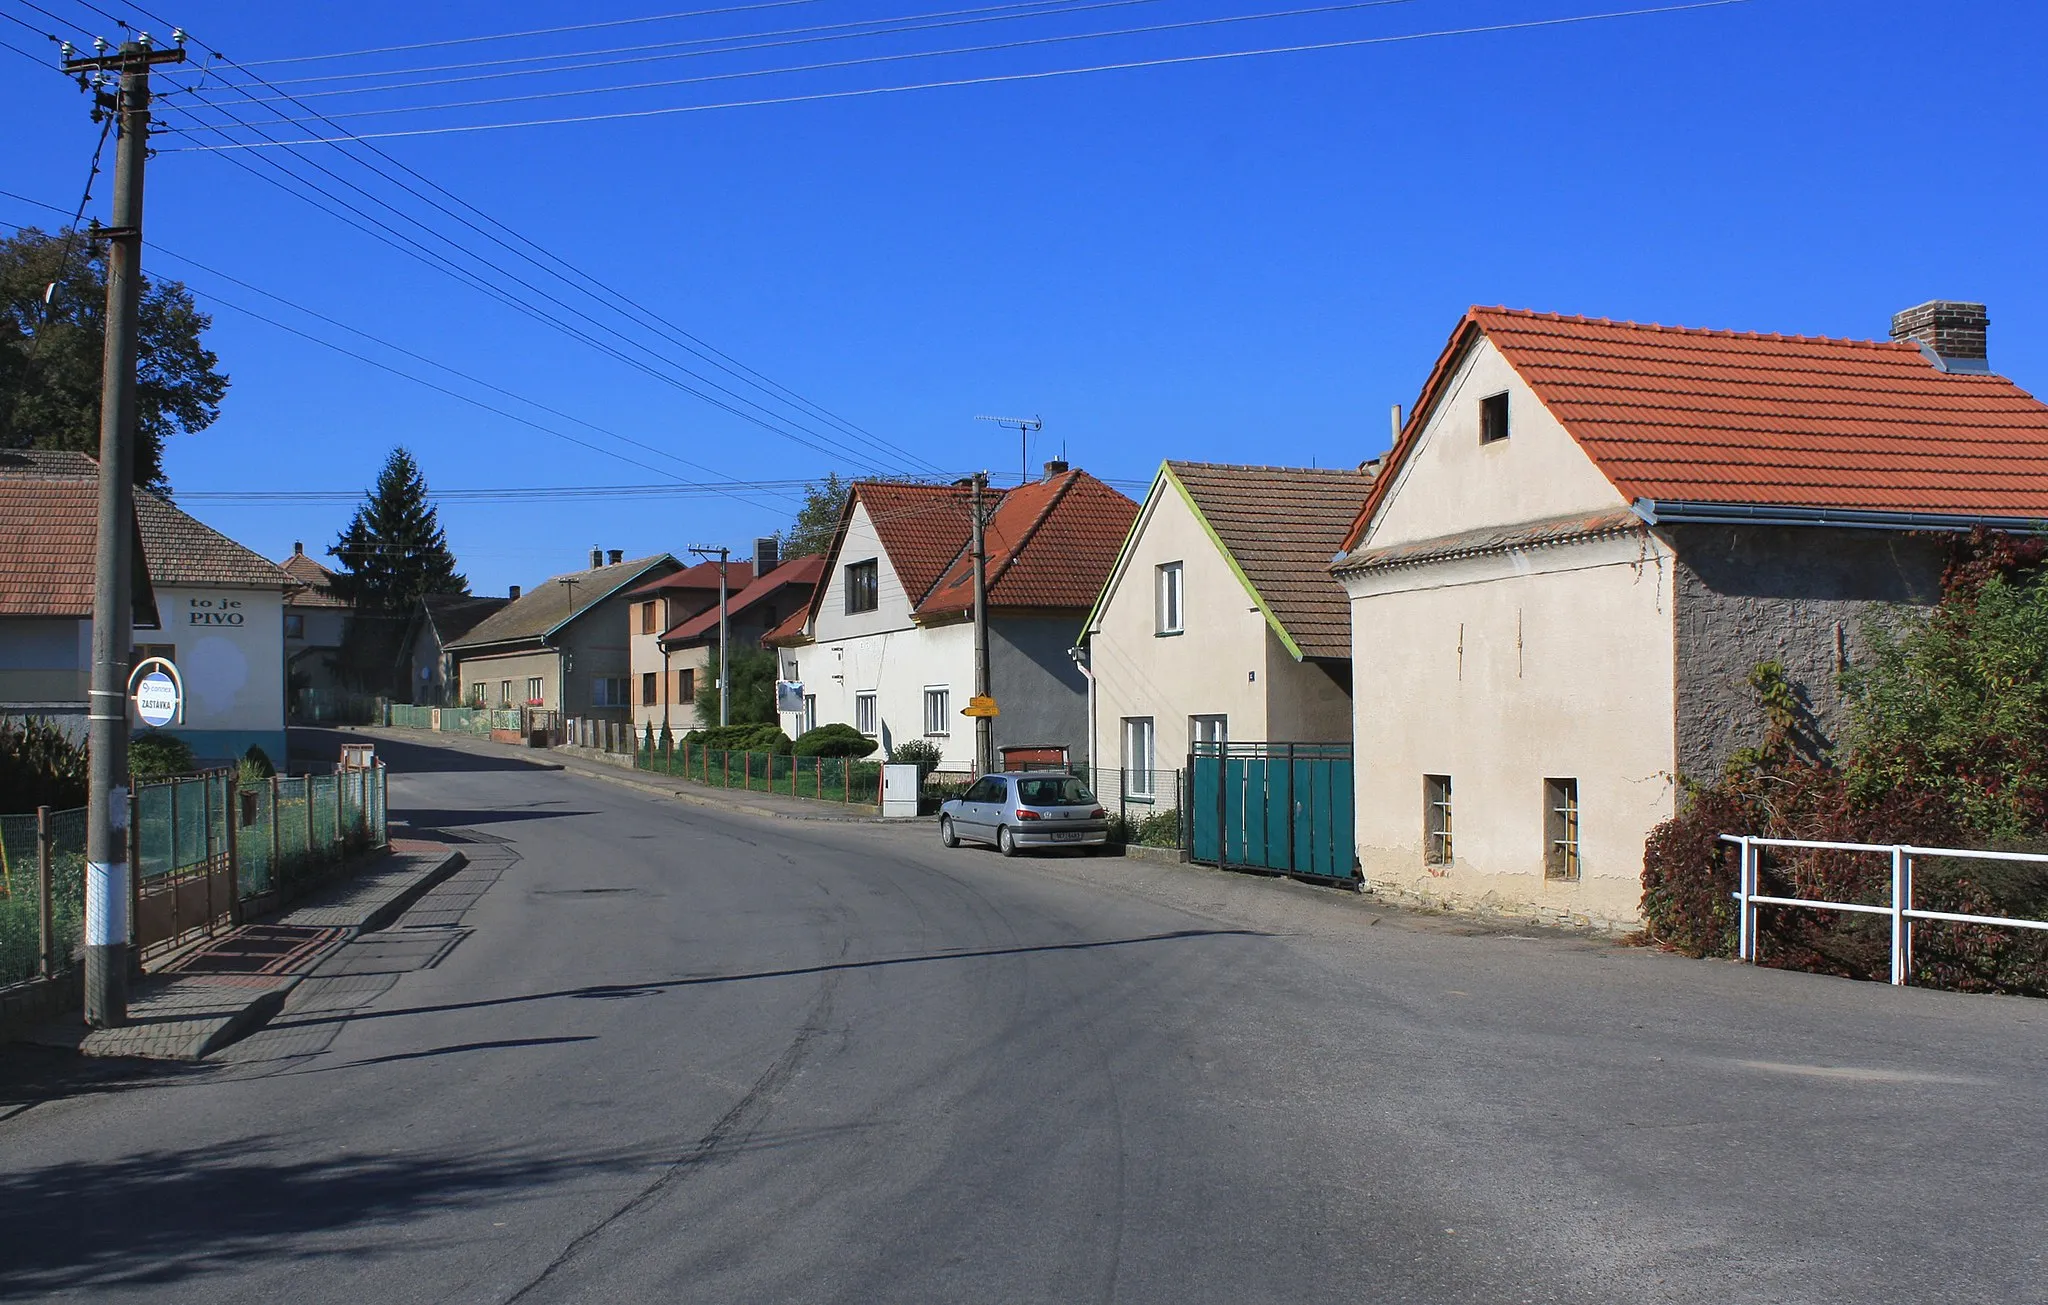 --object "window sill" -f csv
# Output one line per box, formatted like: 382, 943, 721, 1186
1122, 794, 1157, 804
925, 731, 950, 739
1154, 629, 1184, 638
